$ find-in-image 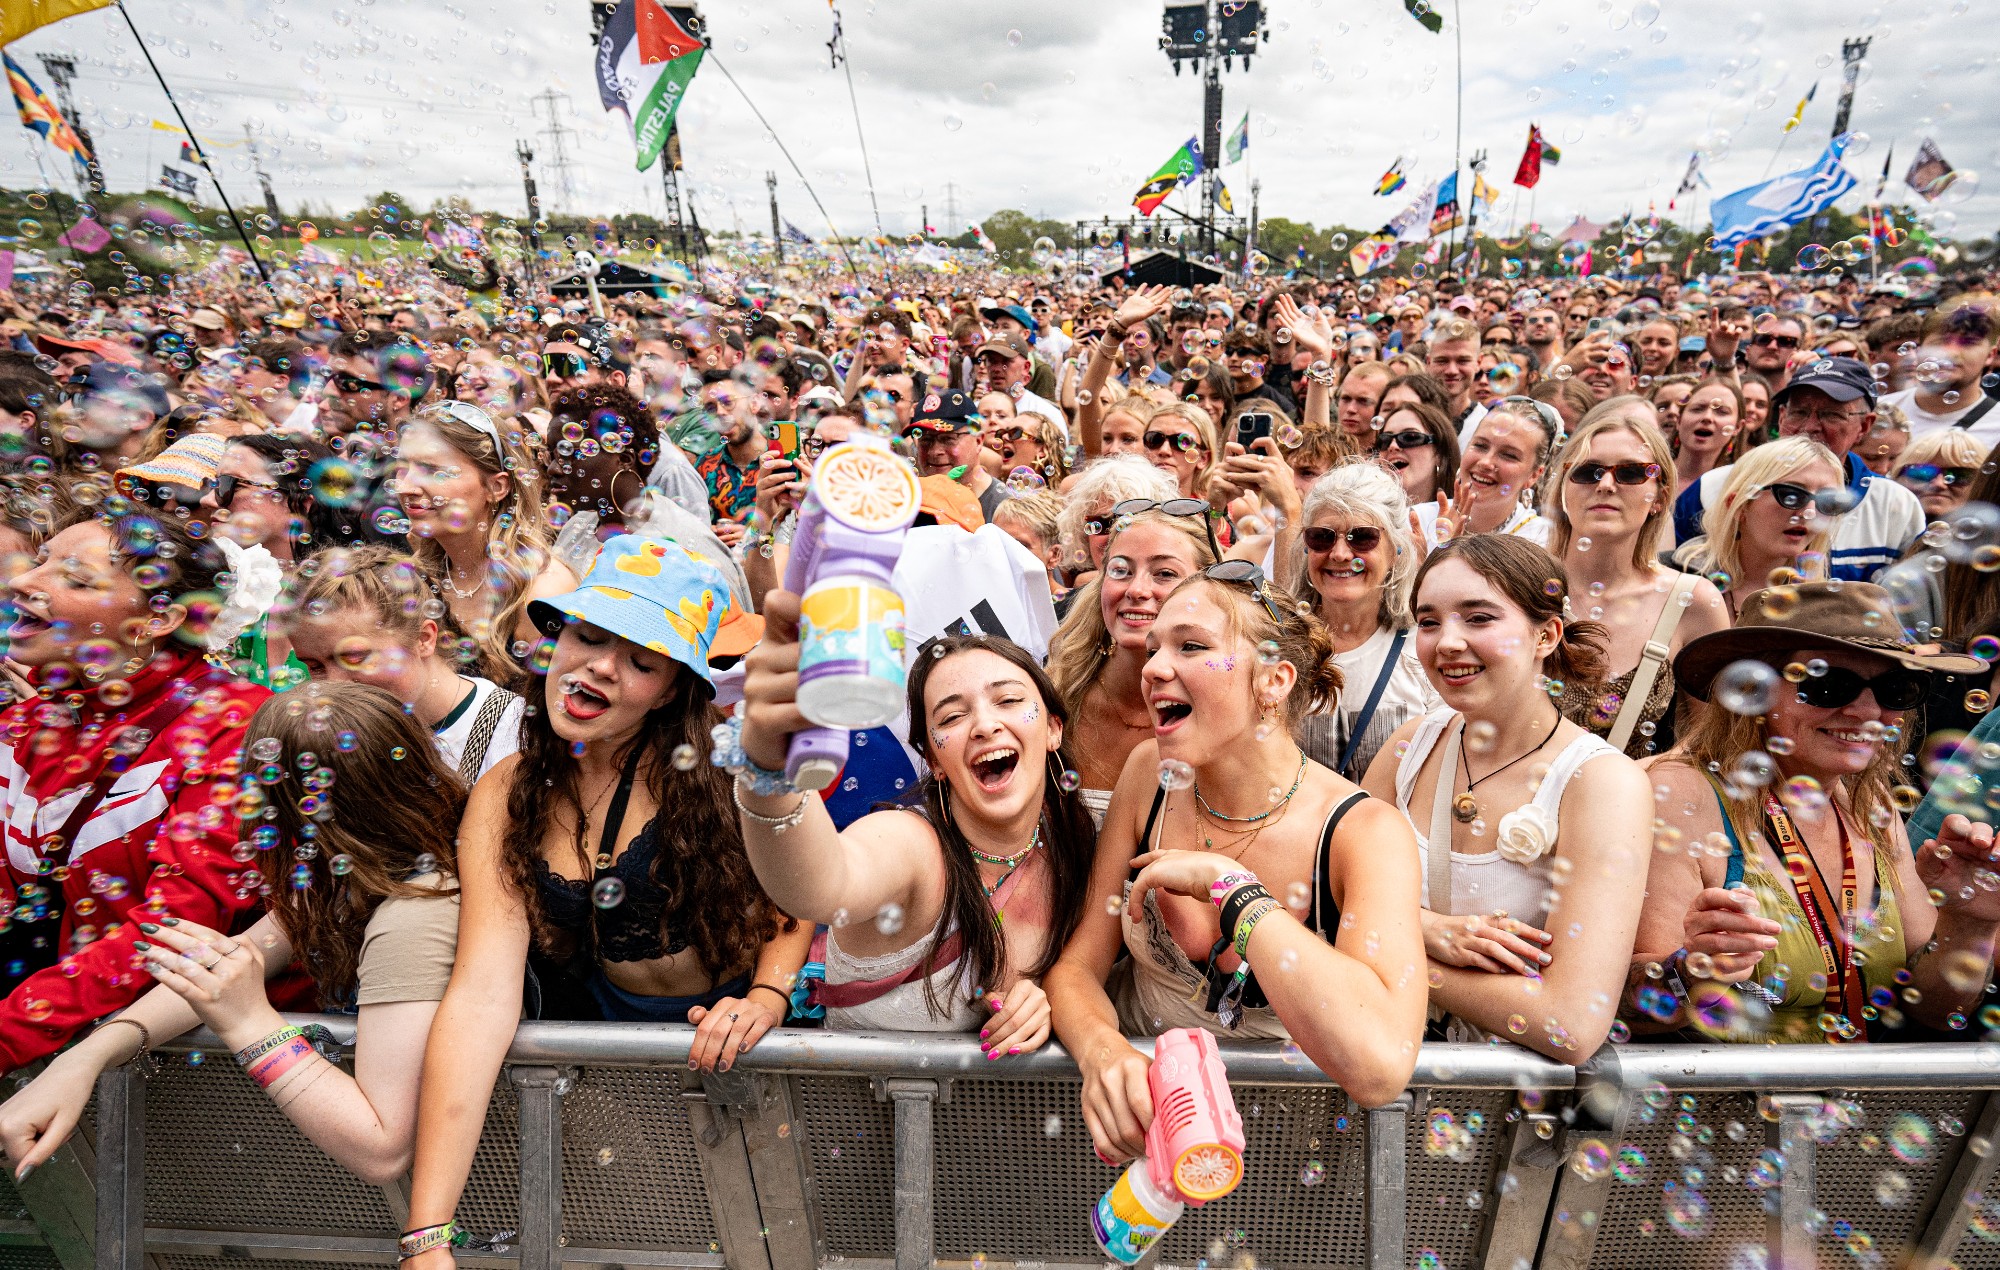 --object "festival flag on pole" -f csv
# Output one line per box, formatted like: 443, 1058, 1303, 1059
1402, 0, 1442, 33
1905, 138, 1956, 201
594, 0, 705, 172
1429, 171, 1461, 236
5, 53, 90, 178
1782, 83, 1817, 134
1224, 111, 1249, 164
1216, 180, 1233, 214
1389, 179, 1438, 243
1470, 172, 1499, 214
1873, 142, 1895, 201
0, 0, 111, 47
1669, 151, 1701, 209
1133, 137, 1202, 216
1513, 125, 1549, 188
1374, 158, 1406, 196
1349, 235, 1397, 276
1708, 134, 1857, 249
